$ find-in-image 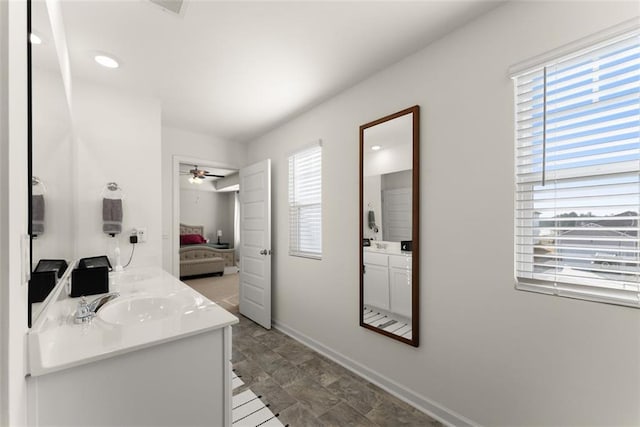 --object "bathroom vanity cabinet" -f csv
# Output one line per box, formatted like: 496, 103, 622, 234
27, 267, 237, 426
363, 249, 412, 317
28, 327, 232, 426
363, 252, 390, 310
